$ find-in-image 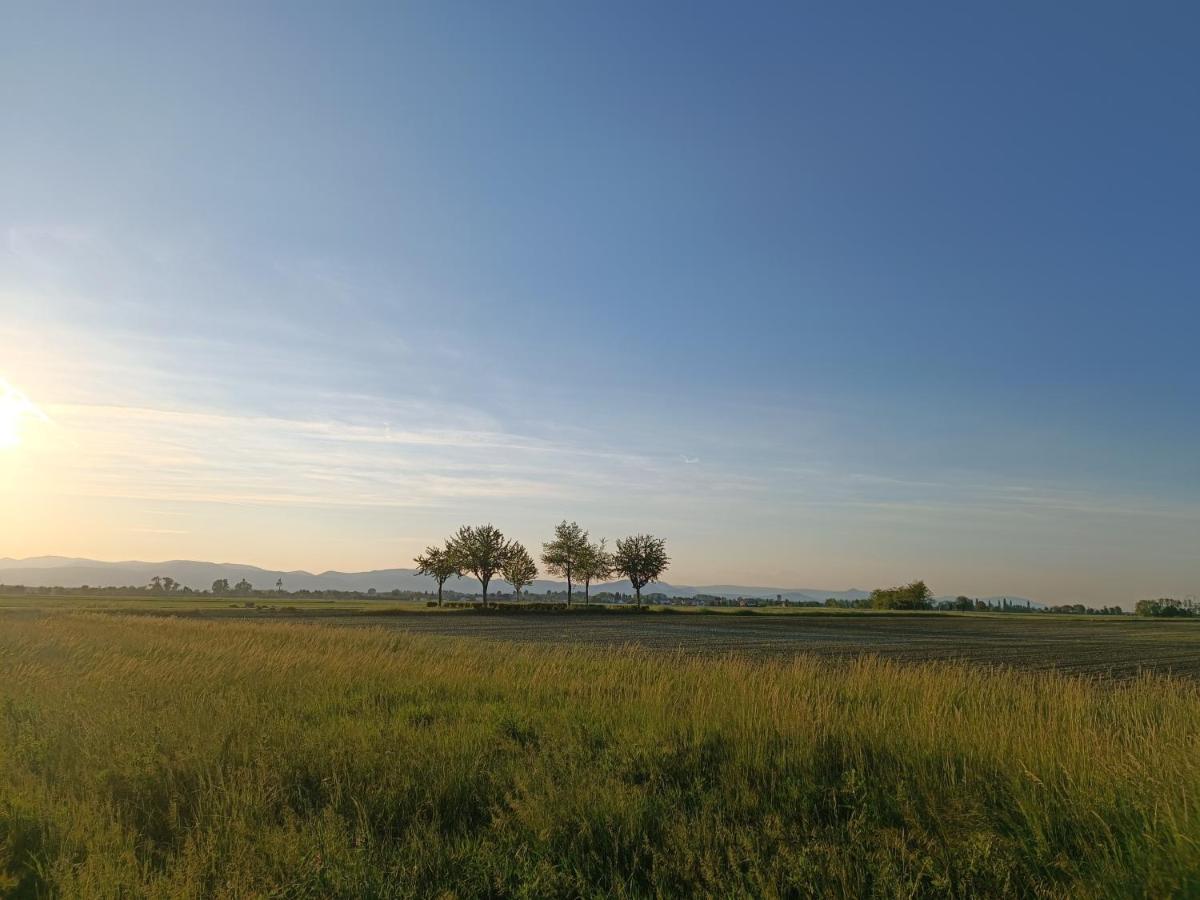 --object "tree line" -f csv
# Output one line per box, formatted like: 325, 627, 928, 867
414, 522, 669, 609
1135, 598, 1196, 618
822, 582, 1128, 615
